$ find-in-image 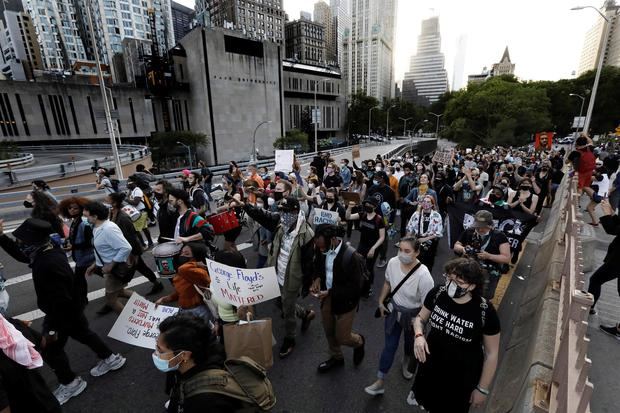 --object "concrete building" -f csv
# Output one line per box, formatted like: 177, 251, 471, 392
313, 0, 336, 64
282, 59, 345, 140
285, 17, 325, 65
330, 0, 350, 67
195, 0, 285, 45
402, 16, 448, 106
343, 0, 396, 101
577, 0, 620, 75
492, 46, 515, 76
401, 78, 429, 106
467, 67, 491, 85
0, 10, 43, 80
299, 11, 311, 21
171, 1, 194, 42
452, 34, 467, 91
